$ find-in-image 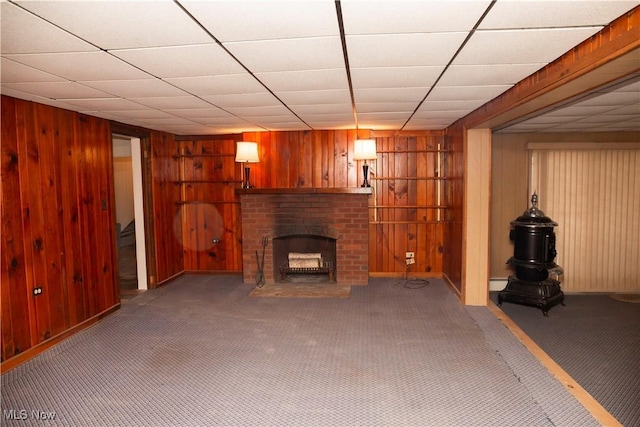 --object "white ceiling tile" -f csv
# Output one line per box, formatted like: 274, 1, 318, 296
81, 79, 188, 98
0, 87, 74, 110
180, 1, 339, 42
573, 114, 638, 125
439, 64, 546, 86
134, 117, 203, 126
355, 88, 428, 103
292, 104, 353, 115
479, 1, 638, 29
18, 1, 211, 49
0, 2, 96, 54
1, 81, 112, 100
263, 123, 312, 131
454, 28, 604, 65
199, 116, 254, 126
128, 96, 213, 110
201, 92, 281, 109
277, 90, 352, 105
413, 100, 487, 116
603, 104, 640, 116
4, 51, 150, 81
356, 102, 417, 113
1, 1, 637, 135
304, 120, 355, 130
224, 105, 293, 117
255, 69, 349, 92
159, 125, 228, 135
403, 119, 451, 130
358, 111, 411, 121
250, 115, 304, 126
0, 58, 66, 83
161, 108, 239, 120
165, 75, 265, 96
110, 45, 246, 78
427, 85, 512, 102
347, 33, 468, 68
577, 91, 640, 107
543, 104, 622, 117
224, 37, 344, 72
351, 66, 443, 89
57, 98, 151, 111
107, 110, 178, 120
341, 0, 493, 34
